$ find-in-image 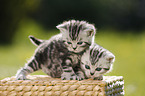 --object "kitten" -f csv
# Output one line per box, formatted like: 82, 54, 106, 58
16, 20, 96, 80
80, 43, 115, 80
28, 37, 115, 80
